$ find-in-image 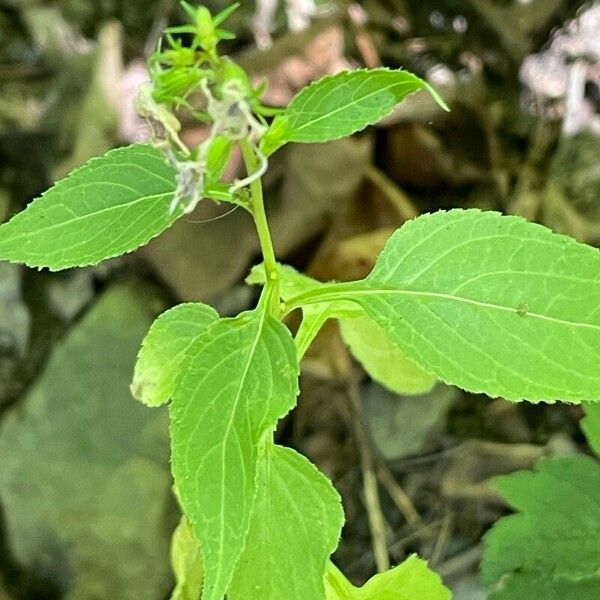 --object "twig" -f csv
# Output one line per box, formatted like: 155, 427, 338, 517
365, 165, 418, 221
429, 511, 453, 567
390, 519, 443, 555
436, 544, 484, 579
376, 462, 421, 527
347, 373, 390, 572
347, 4, 381, 68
